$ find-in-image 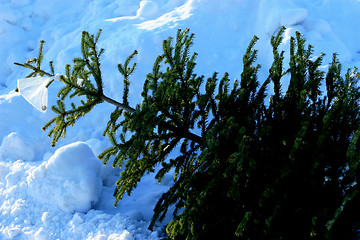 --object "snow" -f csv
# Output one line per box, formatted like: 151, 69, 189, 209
0, 132, 35, 162
27, 142, 102, 213
0, 0, 360, 239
